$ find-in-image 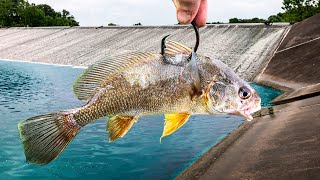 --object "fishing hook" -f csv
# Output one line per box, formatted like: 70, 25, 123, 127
161, 20, 200, 56
161, 34, 170, 56
191, 20, 199, 53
